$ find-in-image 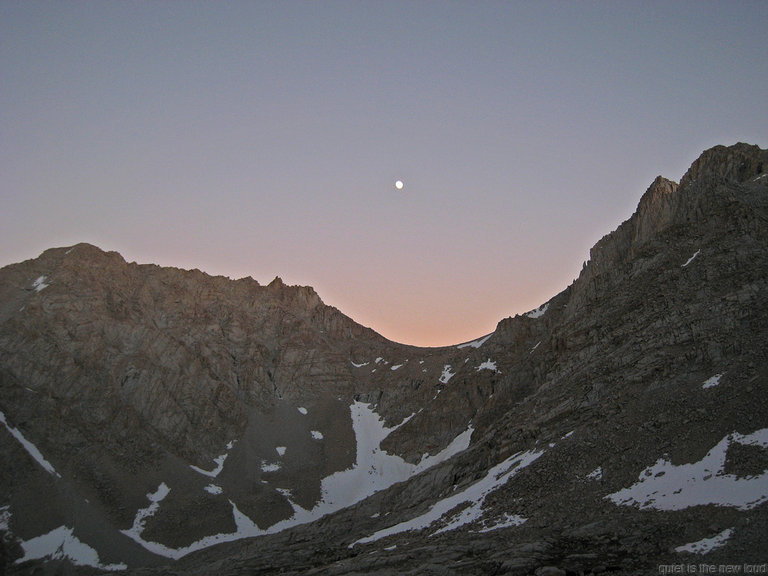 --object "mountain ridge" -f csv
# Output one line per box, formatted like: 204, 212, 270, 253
1, 142, 767, 575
